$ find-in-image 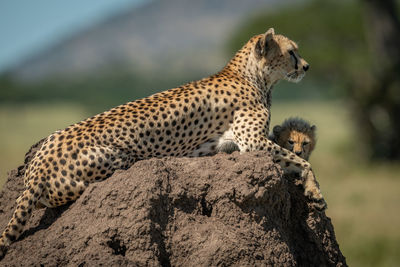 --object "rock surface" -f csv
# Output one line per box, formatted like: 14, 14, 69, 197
0, 141, 347, 266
